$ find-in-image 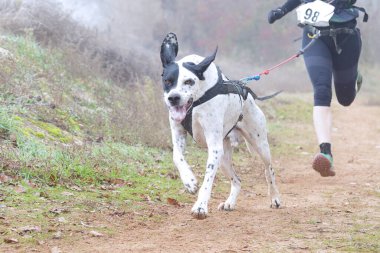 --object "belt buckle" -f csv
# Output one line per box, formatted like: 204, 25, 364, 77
329, 28, 337, 37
